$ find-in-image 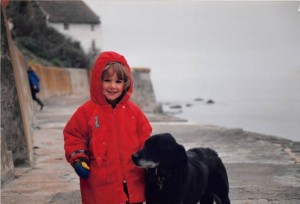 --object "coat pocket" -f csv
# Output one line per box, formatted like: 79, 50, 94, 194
89, 154, 110, 186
